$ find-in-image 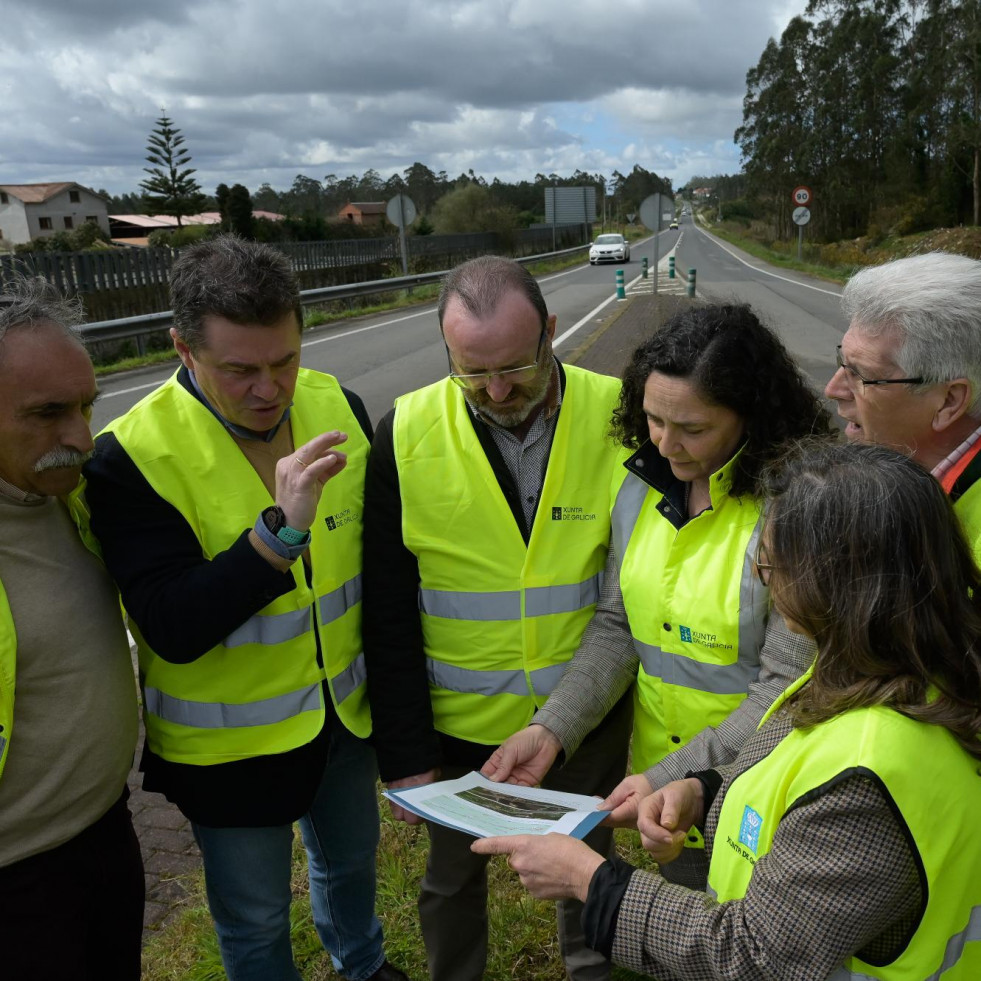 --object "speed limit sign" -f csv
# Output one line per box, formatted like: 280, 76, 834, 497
792, 185, 813, 206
